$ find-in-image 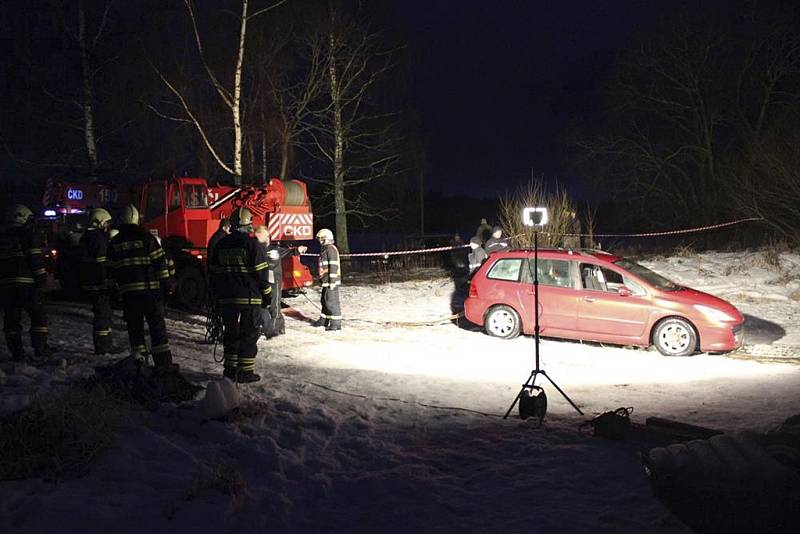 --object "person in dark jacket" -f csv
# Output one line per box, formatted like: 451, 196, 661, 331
79, 207, 120, 355
207, 218, 231, 259
467, 236, 488, 275
107, 204, 175, 369
485, 225, 510, 253
209, 208, 271, 383
312, 228, 342, 331
475, 218, 493, 245
253, 226, 306, 338
0, 204, 48, 361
